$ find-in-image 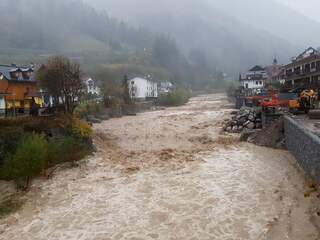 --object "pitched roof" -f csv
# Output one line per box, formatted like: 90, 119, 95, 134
249, 65, 265, 72
0, 64, 35, 82
295, 47, 319, 61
